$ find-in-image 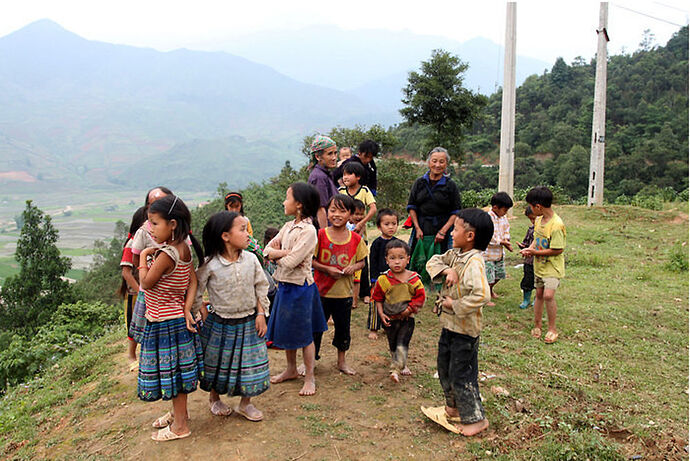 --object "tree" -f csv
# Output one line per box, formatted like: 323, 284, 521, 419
400, 49, 487, 160
0, 201, 74, 332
